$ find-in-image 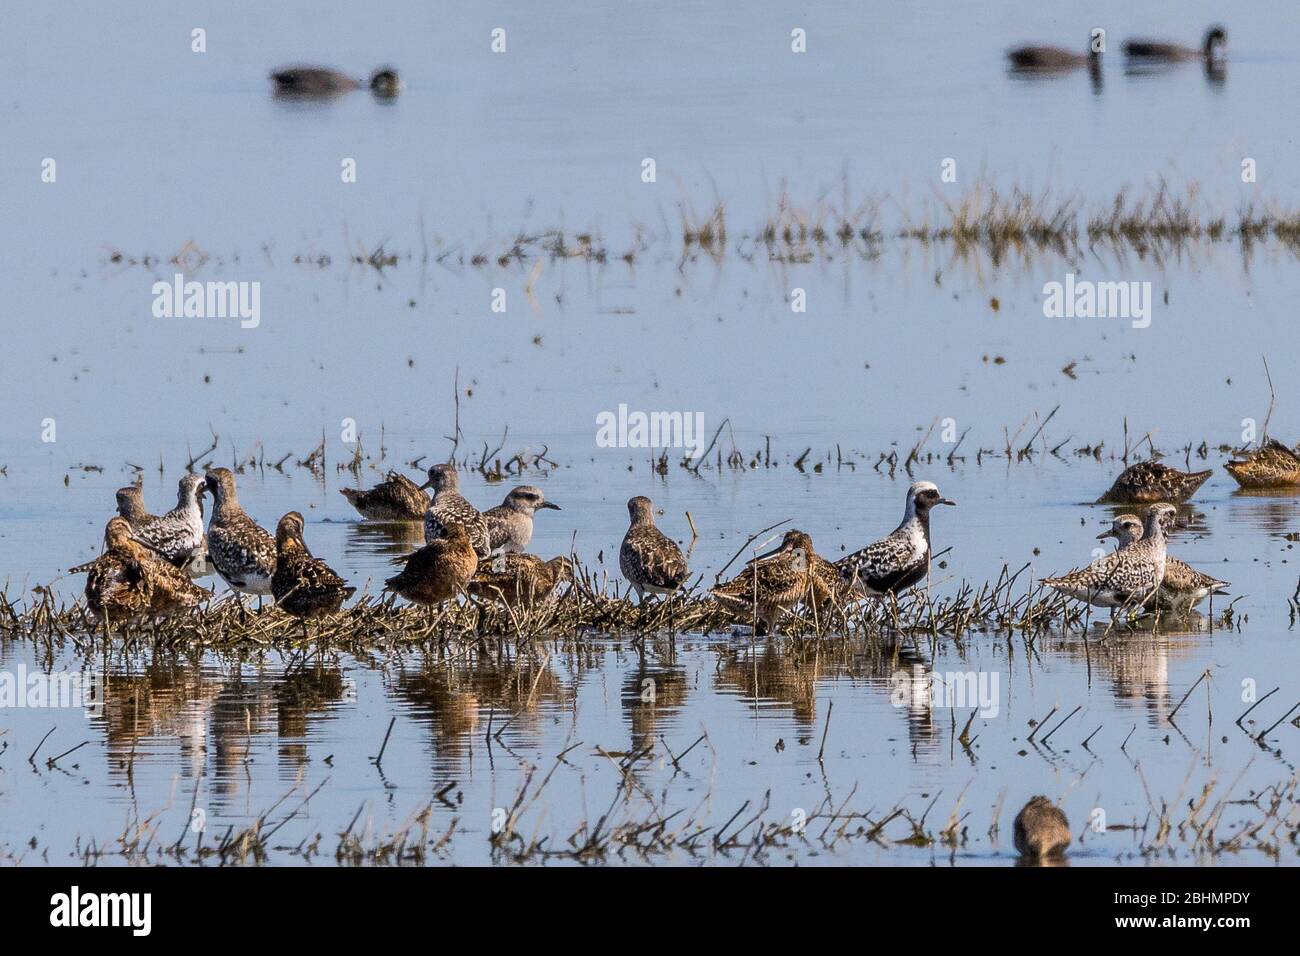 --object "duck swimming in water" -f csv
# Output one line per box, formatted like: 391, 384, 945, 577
1123, 26, 1226, 63
270, 65, 402, 98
